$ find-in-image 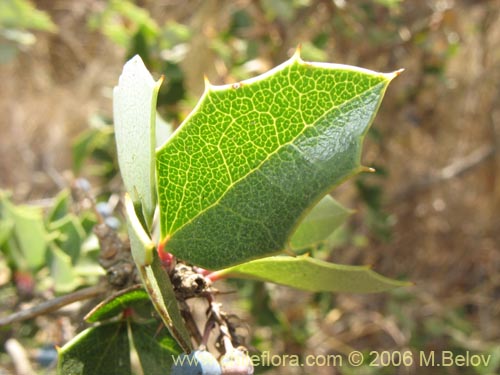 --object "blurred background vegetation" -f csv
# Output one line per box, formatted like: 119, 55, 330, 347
0, 0, 499, 374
